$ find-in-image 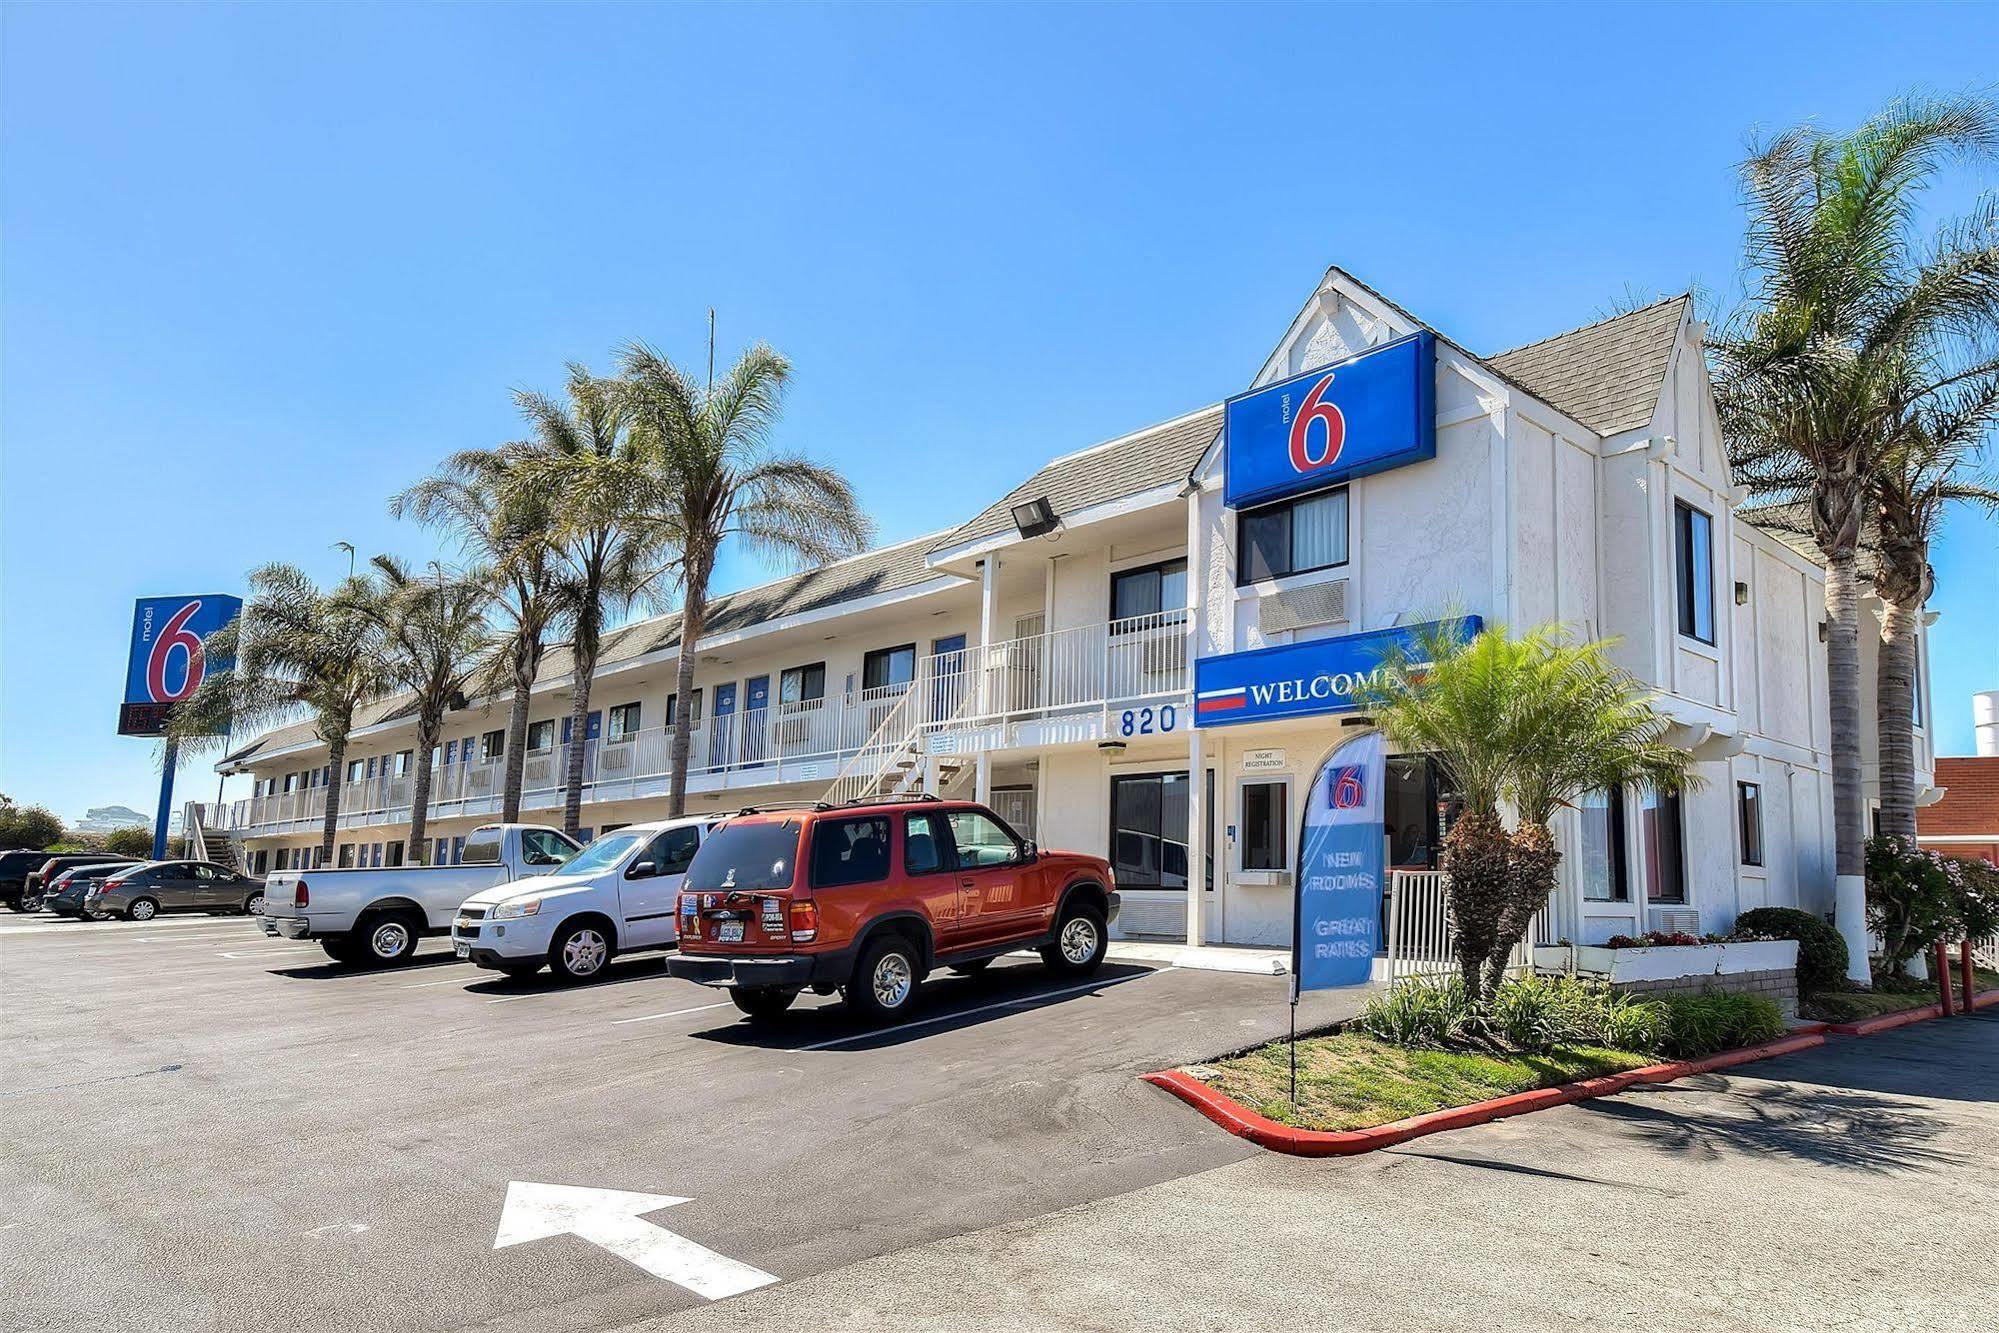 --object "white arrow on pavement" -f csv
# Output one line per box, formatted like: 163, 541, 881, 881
493, 1181, 777, 1301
